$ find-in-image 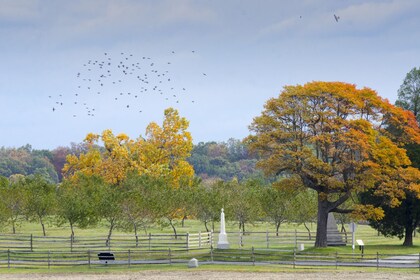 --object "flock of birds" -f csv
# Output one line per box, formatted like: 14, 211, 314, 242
49, 50, 206, 117
49, 13, 341, 117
